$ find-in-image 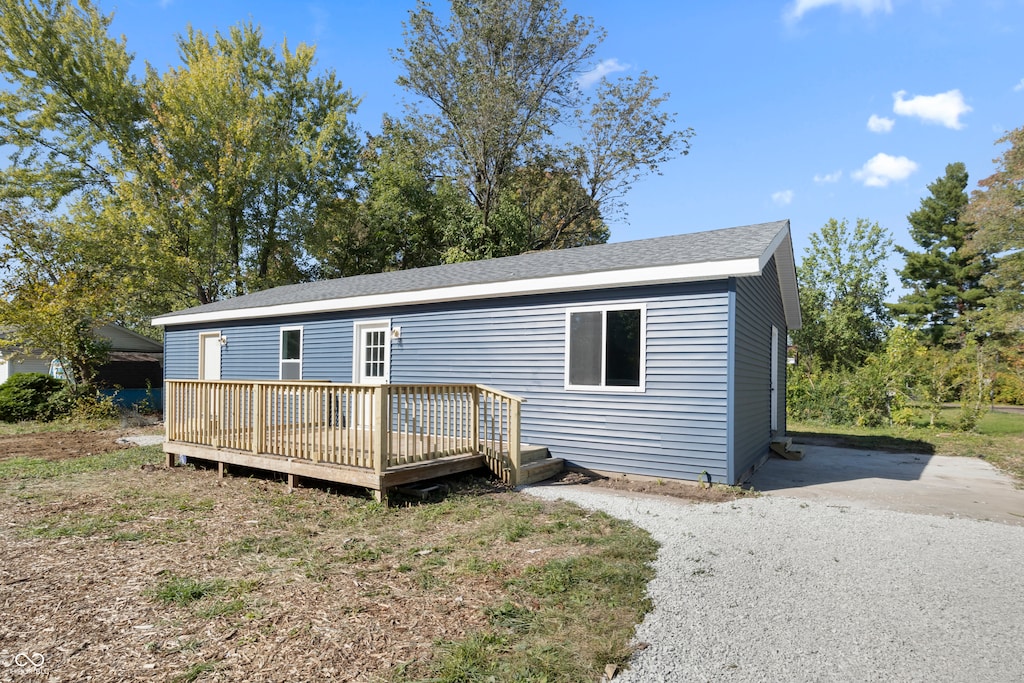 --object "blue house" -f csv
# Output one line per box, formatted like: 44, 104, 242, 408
154, 220, 800, 496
